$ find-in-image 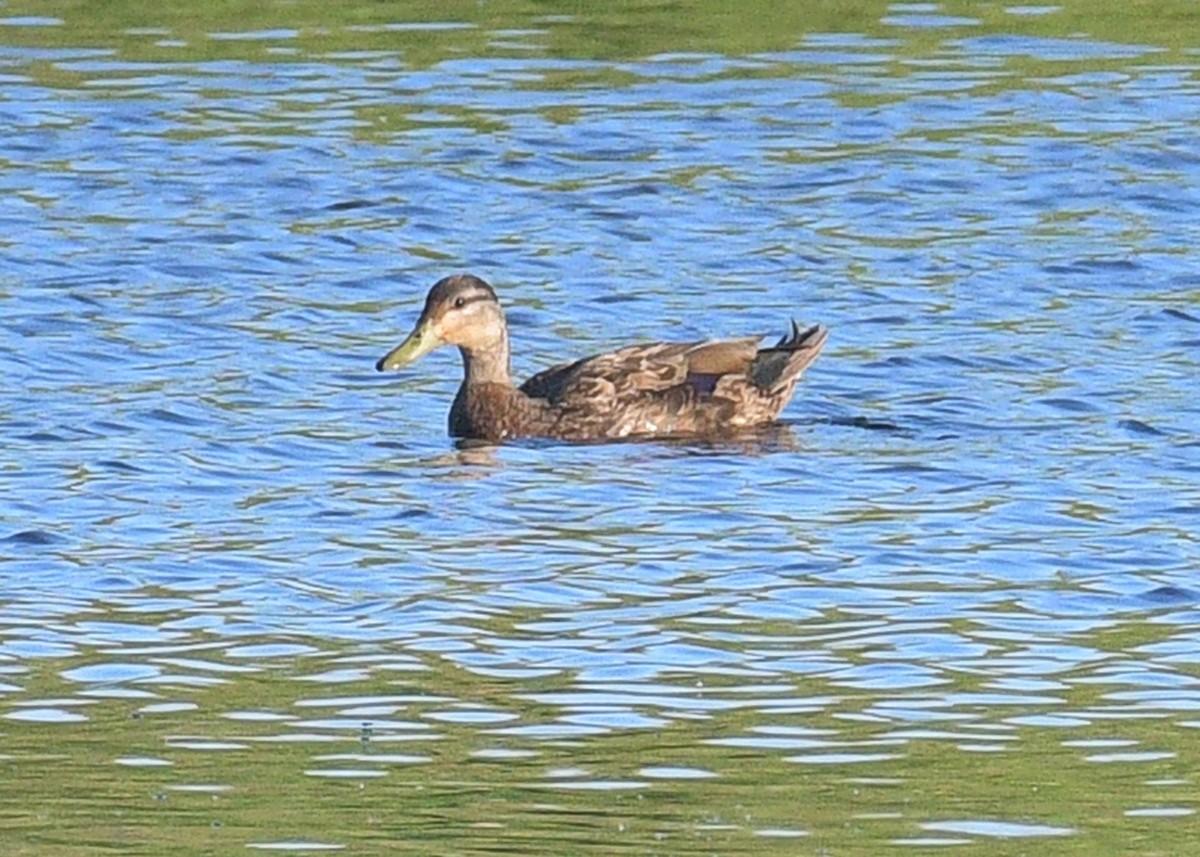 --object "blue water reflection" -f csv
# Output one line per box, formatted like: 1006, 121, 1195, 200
3, 3, 1200, 853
